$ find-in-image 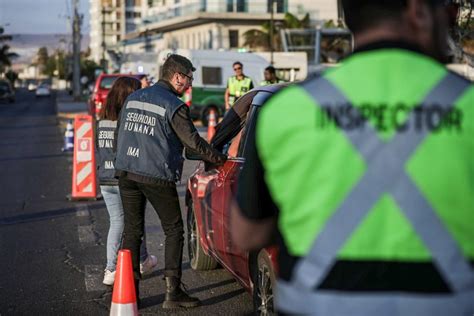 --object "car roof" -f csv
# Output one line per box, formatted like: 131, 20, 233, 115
250, 82, 290, 95
99, 73, 145, 79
